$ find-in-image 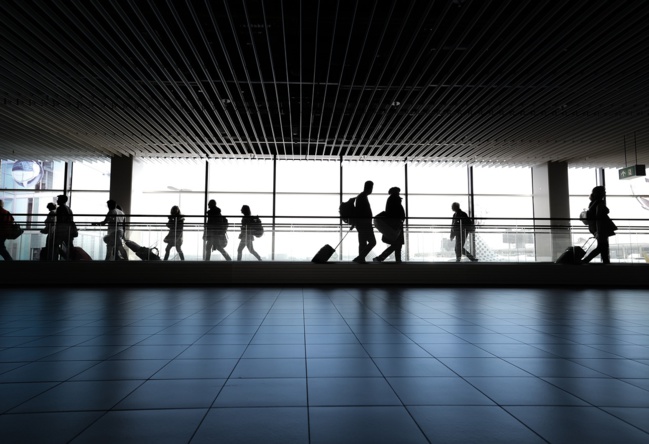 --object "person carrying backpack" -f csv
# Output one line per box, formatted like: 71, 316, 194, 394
450, 202, 477, 262
93, 199, 128, 260
353, 181, 377, 264
582, 186, 617, 264
163, 205, 185, 260
237, 205, 262, 261
204, 199, 231, 261
373, 187, 405, 263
